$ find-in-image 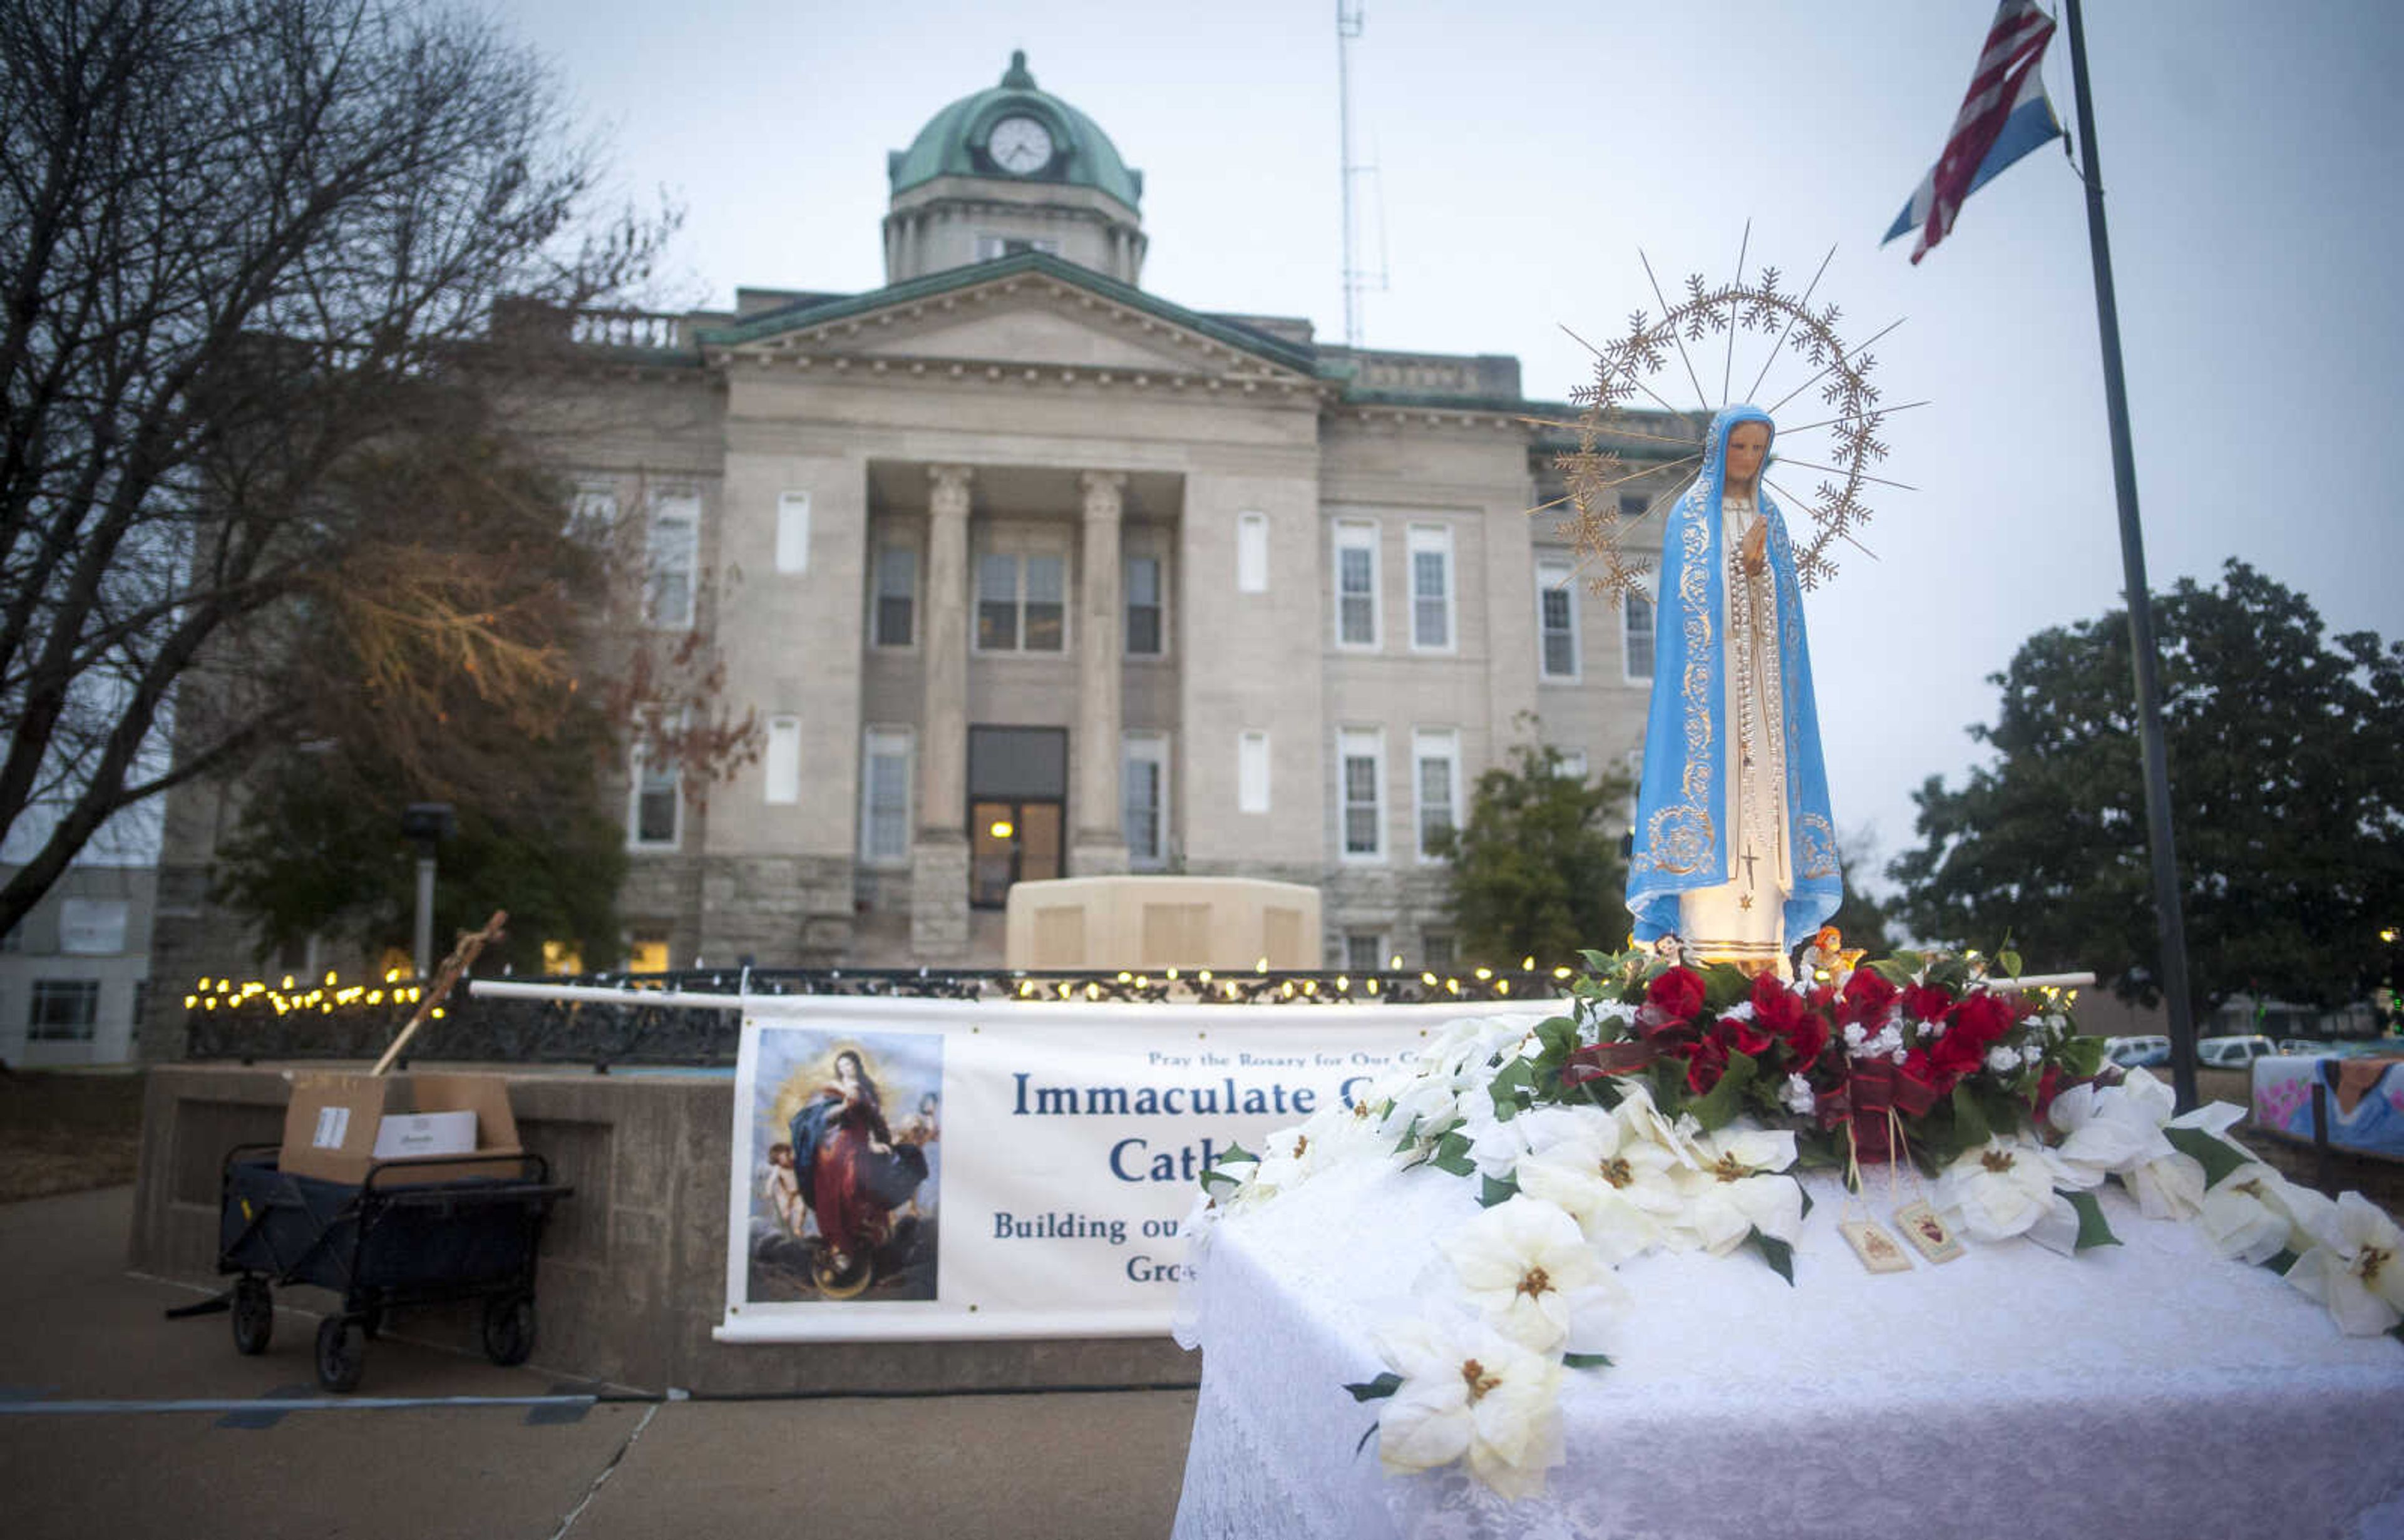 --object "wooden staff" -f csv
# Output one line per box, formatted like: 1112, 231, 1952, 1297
371, 910, 508, 1076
